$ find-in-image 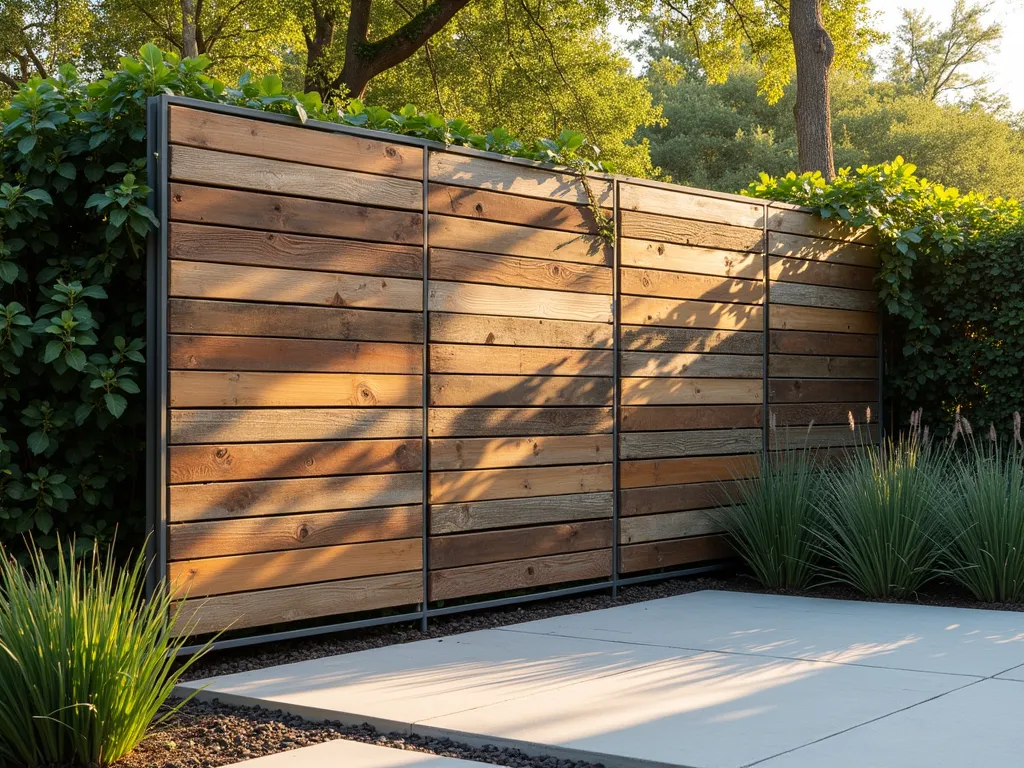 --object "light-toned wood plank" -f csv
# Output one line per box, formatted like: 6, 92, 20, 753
769, 402, 876, 427
429, 407, 613, 437
770, 305, 878, 335
620, 184, 765, 228
169, 505, 422, 560
169, 145, 422, 210
768, 378, 879, 404
620, 454, 759, 489
619, 351, 761, 378
769, 329, 876, 357
430, 214, 610, 267
620, 267, 763, 304
621, 238, 762, 278
620, 325, 762, 355
620, 405, 762, 432
430, 344, 612, 377
170, 472, 421, 522
769, 230, 878, 265
619, 535, 732, 573
767, 205, 877, 244
769, 255, 874, 291
770, 281, 877, 312
429, 550, 611, 601
169, 371, 421, 408
169, 439, 422, 484
621, 296, 763, 331
619, 429, 763, 460
431, 492, 613, 534
620, 509, 723, 544
430, 434, 613, 470
621, 377, 763, 406
169, 335, 422, 374
170, 408, 422, 444
621, 211, 763, 252
168, 106, 423, 179
428, 183, 606, 233
428, 281, 612, 323
430, 248, 612, 294
170, 260, 422, 311
430, 374, 612, 407
428, 152, 612, 206
769, 354, 877, 379
430, 463, 613, 504
430, 312, 611, 349
620, 481, 740, 517
430, 521, 612, 569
